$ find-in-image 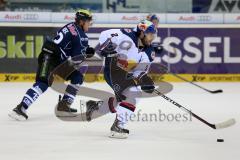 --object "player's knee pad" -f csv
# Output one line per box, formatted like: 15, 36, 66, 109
33, 81, 49, 93
67, 70, 84, 85
63, 71, 83, 100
